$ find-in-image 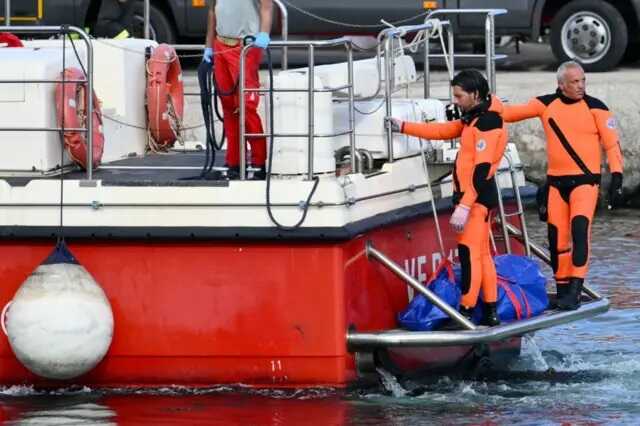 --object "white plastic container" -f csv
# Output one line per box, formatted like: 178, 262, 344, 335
332, 98, 447, 159
286, 55, 417, 98
270, 71, 335, 175
0, 48, 82, 173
